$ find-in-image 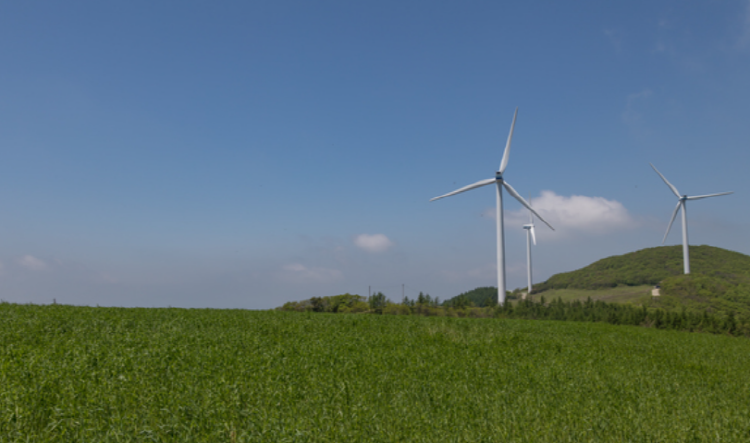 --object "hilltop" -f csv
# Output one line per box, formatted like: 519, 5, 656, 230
443, 246, 750, 315
534, 245, 750, 292
444, 286, 499, 307
533, 245, 750, 315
